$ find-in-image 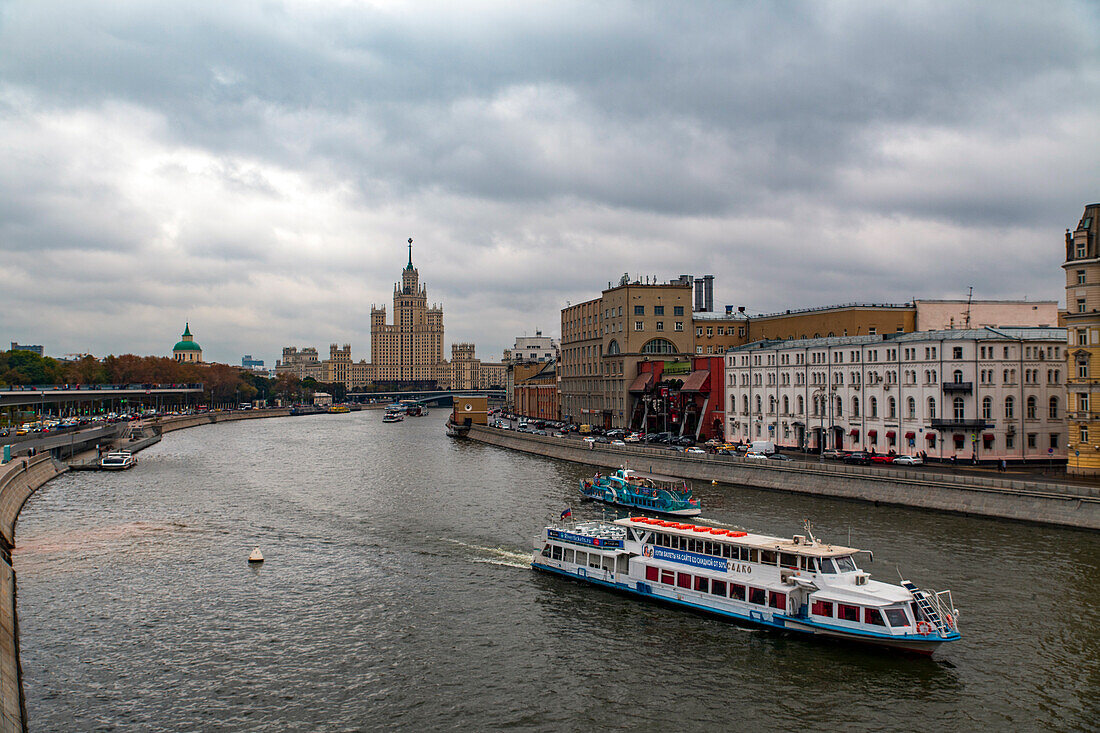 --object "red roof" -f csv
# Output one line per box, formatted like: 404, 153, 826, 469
628, 372, 654, 393
679, 370, 711, 392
